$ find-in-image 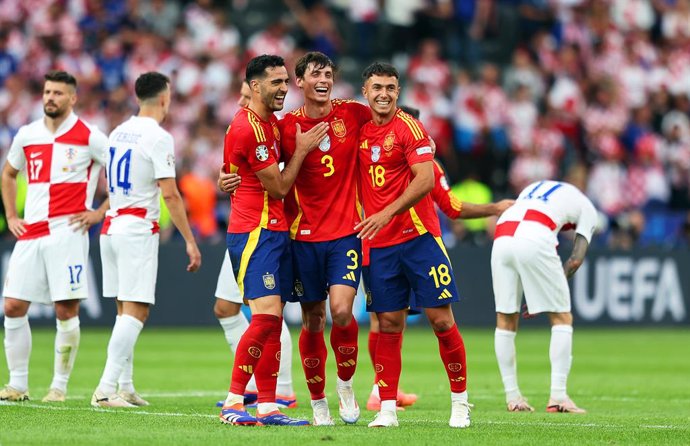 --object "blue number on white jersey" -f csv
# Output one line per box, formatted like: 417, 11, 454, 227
524, 181, 563, 202
108, 147, 133, 195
